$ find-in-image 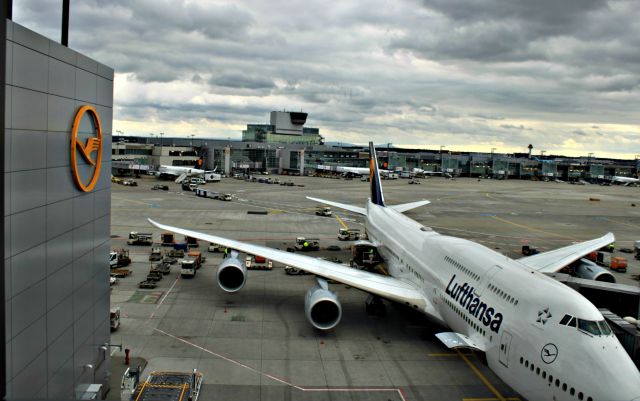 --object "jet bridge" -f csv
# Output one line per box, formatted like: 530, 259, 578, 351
545, 272, 640, 319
